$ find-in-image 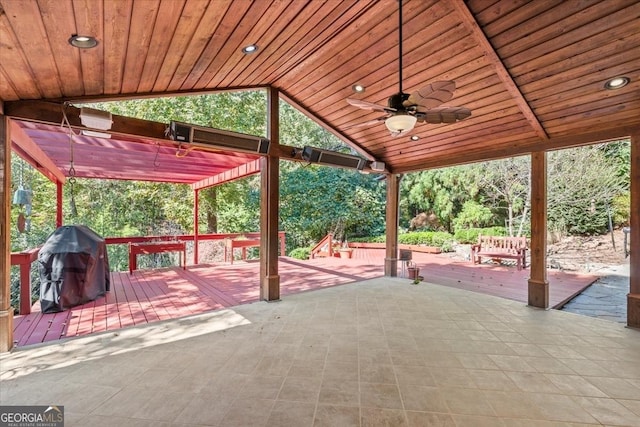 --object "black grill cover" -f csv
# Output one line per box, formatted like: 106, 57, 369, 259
38, 225, 110, 313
